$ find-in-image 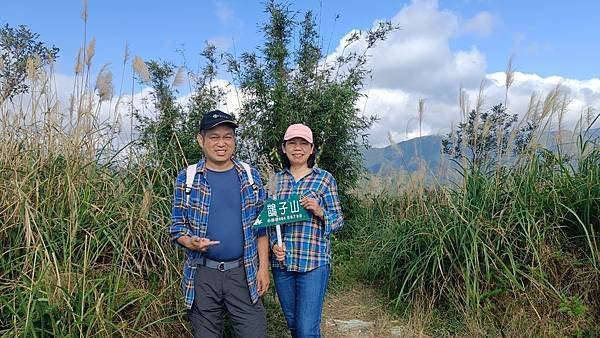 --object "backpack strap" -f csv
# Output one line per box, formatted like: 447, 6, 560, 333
184, 163, 197, 206
184, 161, 255, 207
240, 161, 254, 186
